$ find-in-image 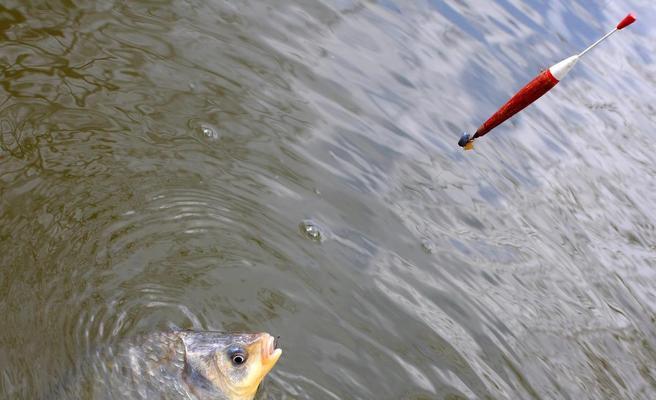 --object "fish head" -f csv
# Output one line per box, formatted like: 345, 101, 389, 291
179, 331, 282, 400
